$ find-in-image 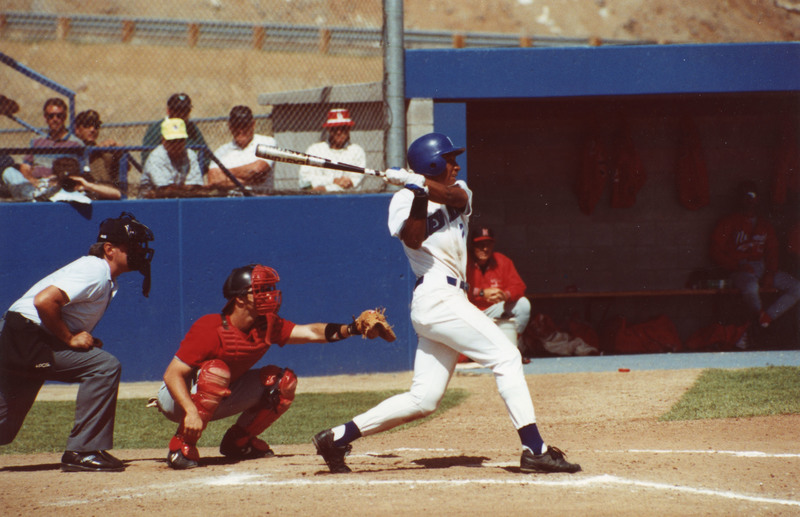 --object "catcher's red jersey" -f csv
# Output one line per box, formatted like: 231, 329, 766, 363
175, 313, 295, 381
